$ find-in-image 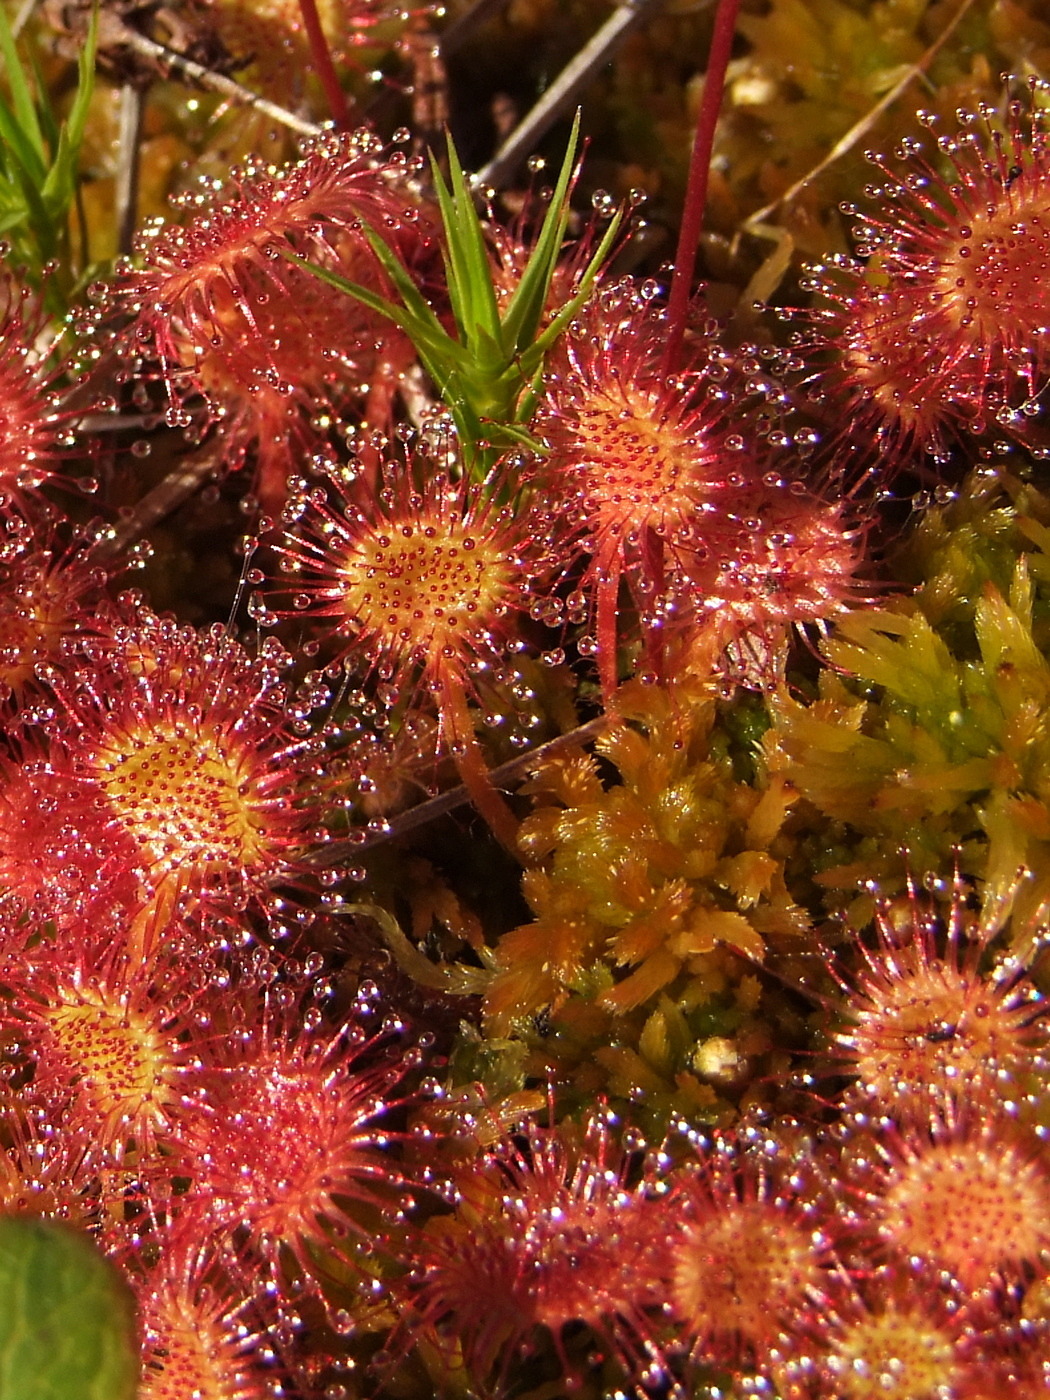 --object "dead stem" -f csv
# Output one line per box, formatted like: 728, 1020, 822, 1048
114, 26, 323, 138
75, 412, 163, 434
475, 0, 671, 190
116, 83, 144, 257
